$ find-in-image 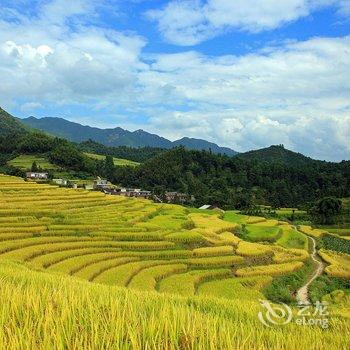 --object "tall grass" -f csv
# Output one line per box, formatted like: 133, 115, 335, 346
1, 261, 348, 349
